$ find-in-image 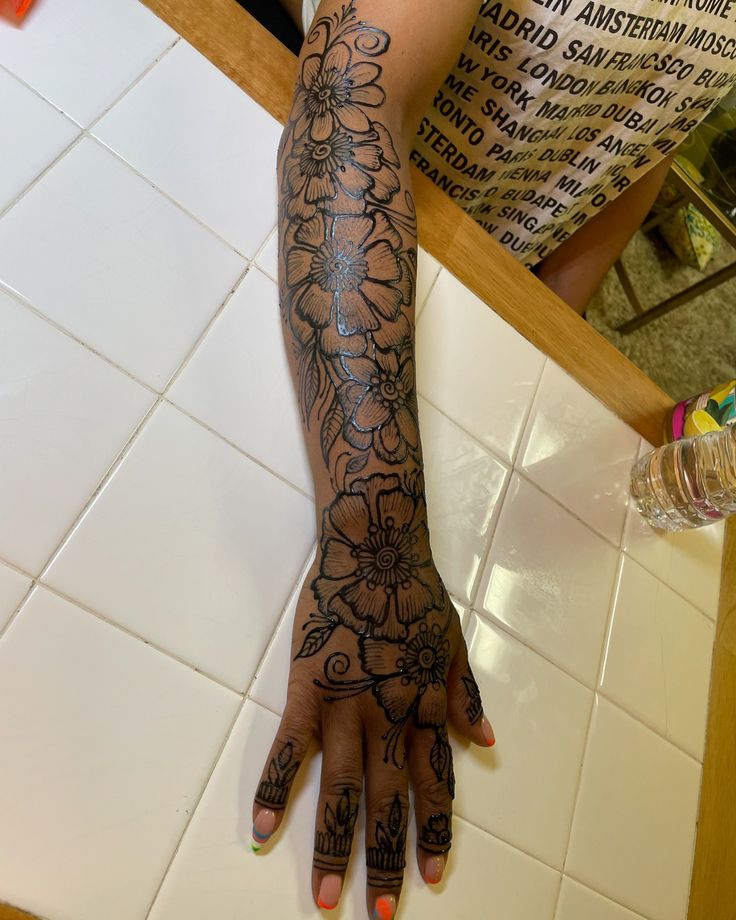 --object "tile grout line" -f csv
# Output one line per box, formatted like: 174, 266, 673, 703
1, 38, 264, 308
511, 354, 549, 470
0, 130, 86, 223
469, 596, 704, 768
141, 539, 315, 920
561, 870, 650, 919
242, 543, 316, 704
0, 280, 161, 396
0, 256, 255, 649
0, 394, 160, 647
87, 133, 251, 261
142, 693, 251, 920
549, 693, 596, 920
0, 37, 181, 223
413, 260, 442, 321
0, 555, 34, 582
552, 556, 638, 919
465, 465, 514, 613
164, 397, 313, 503
553, 570, 622, 915
450, 809, 563, 878
30, 581, 245, 696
